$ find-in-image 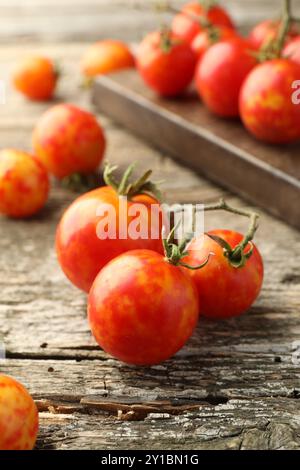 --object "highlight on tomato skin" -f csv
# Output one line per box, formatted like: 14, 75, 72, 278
12, 56, 58, 101
0, 375, 39, 450
32, 103, 106, 179
283, 36, 300, 65
239, 59, 300, 144
81, 40, 135, 77
136, 30, 197, 97
172, 1, 235, 45
0, 149, 49, 218
87, 249, 200, 366
195, 37, 257, 117
183, 230, 264, 320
